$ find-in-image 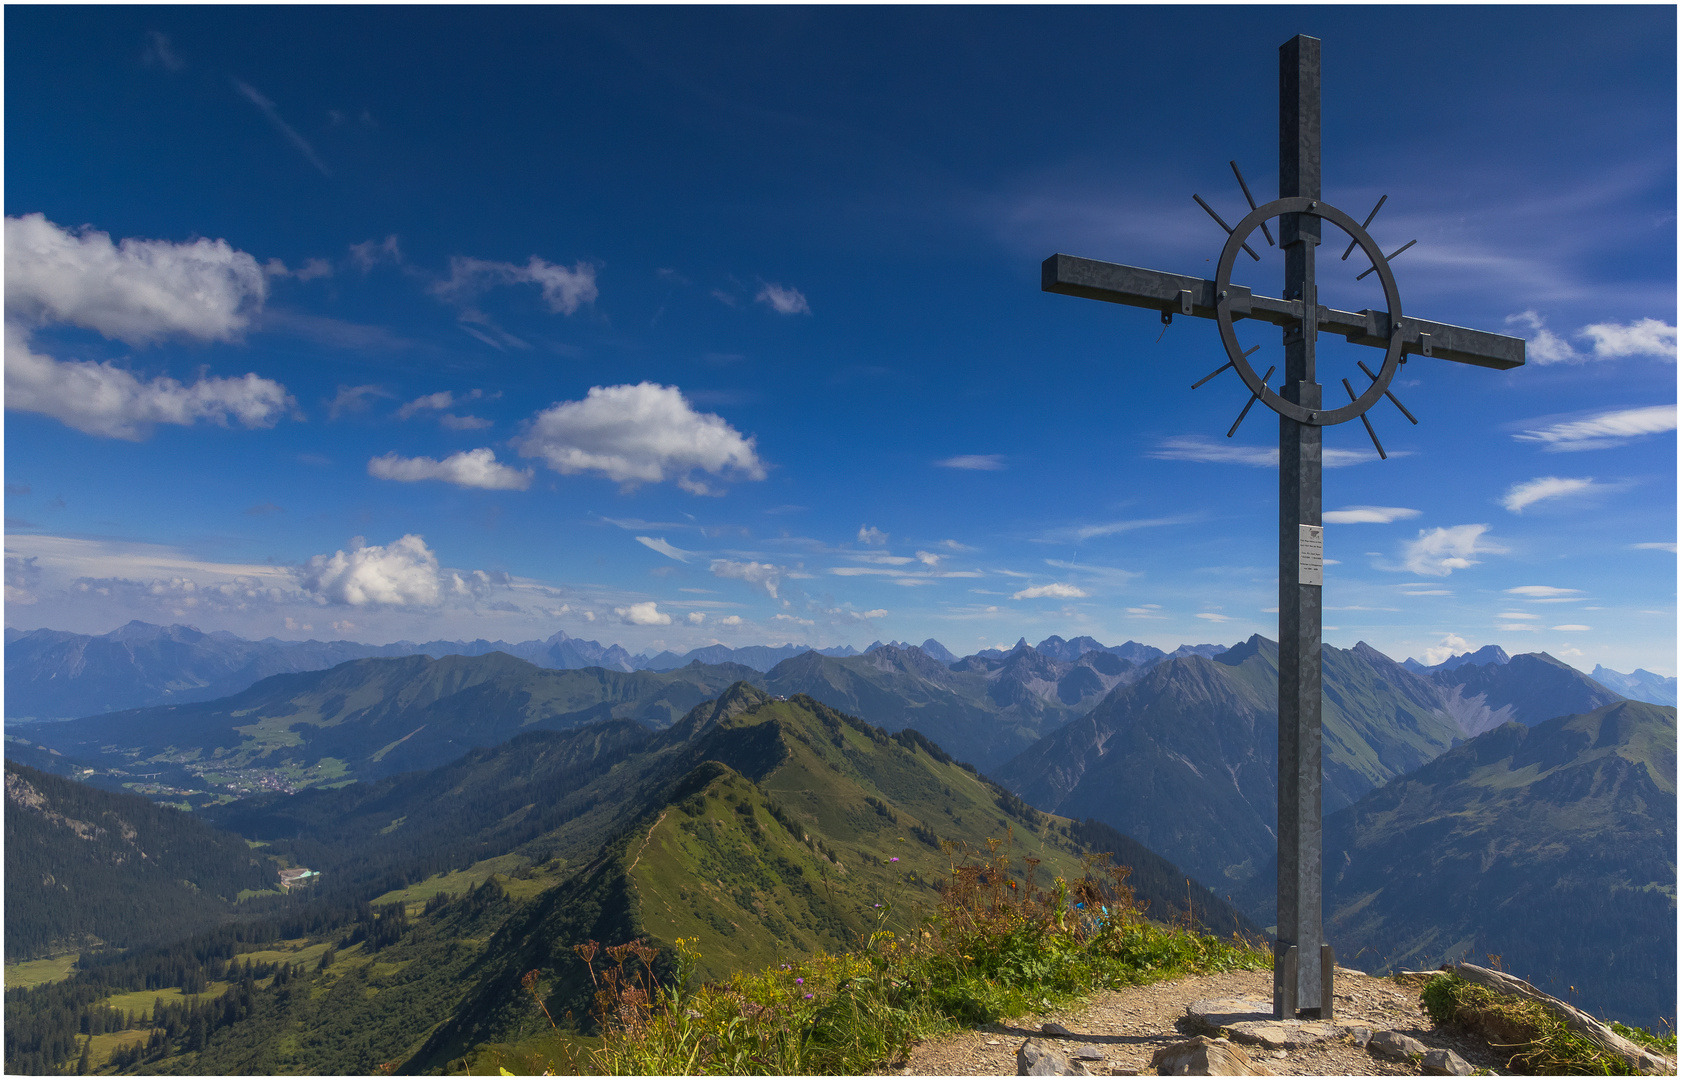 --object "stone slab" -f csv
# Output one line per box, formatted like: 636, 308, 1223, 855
1224, 1020, 1342, 1051
1185, 998, 1274, 1033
